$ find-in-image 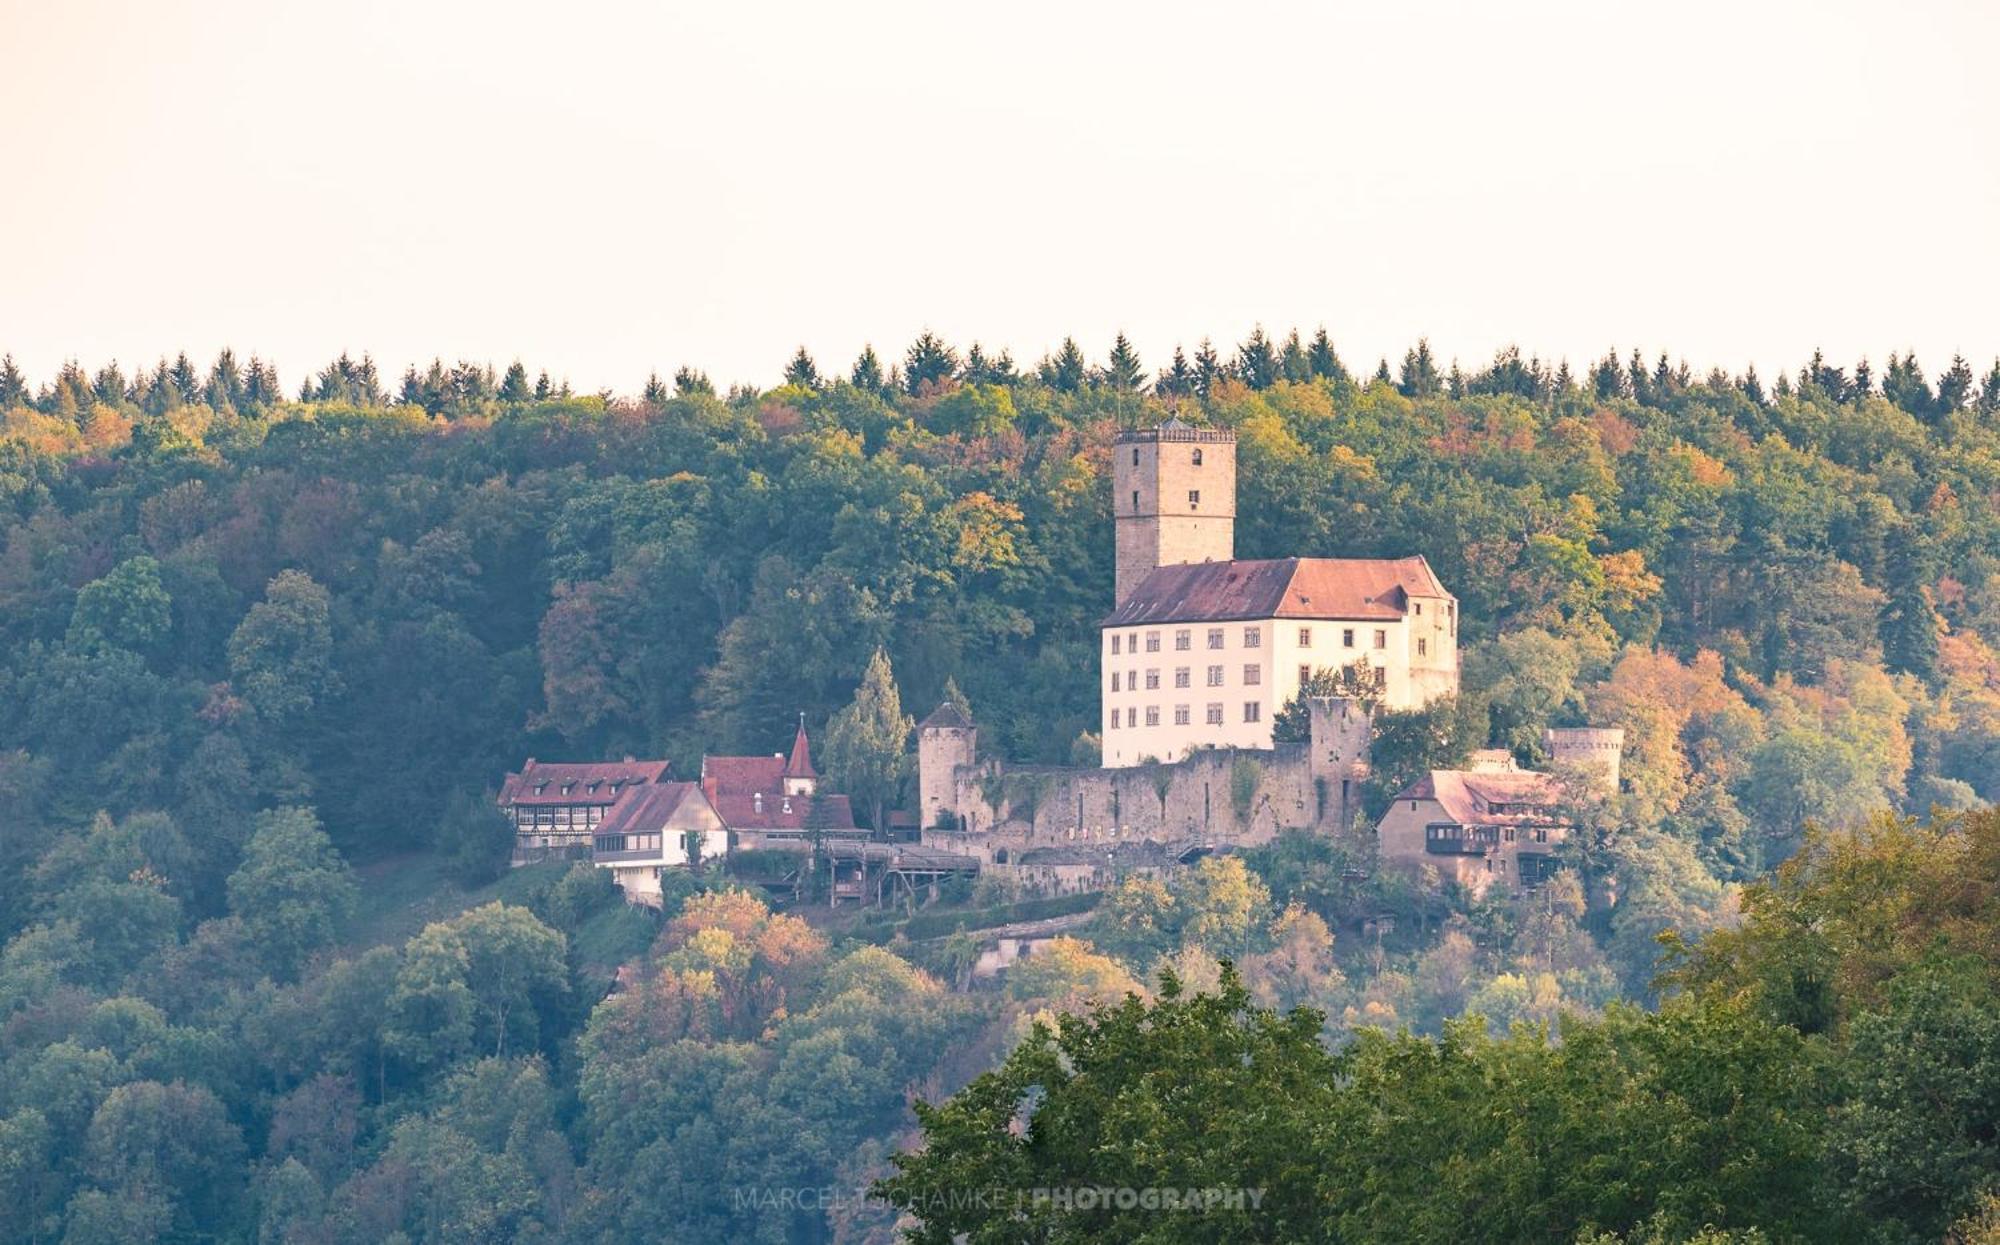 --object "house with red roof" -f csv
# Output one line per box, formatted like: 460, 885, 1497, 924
1374, 750, 1575, 894
700, 716, 867, 850
498, 757, 727, 904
